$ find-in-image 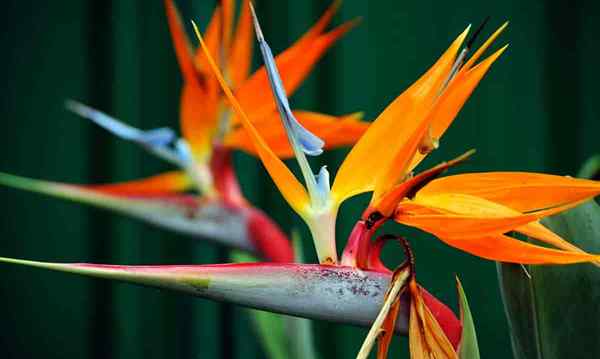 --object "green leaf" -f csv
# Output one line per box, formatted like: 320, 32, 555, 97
497, 200, 600, 358
577, 154, 600, 180
456, 277, 480, 359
